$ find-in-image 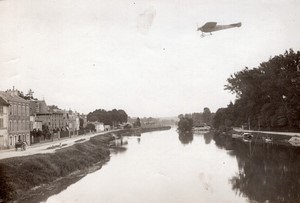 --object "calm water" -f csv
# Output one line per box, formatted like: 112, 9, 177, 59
45, 128, 300, 203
